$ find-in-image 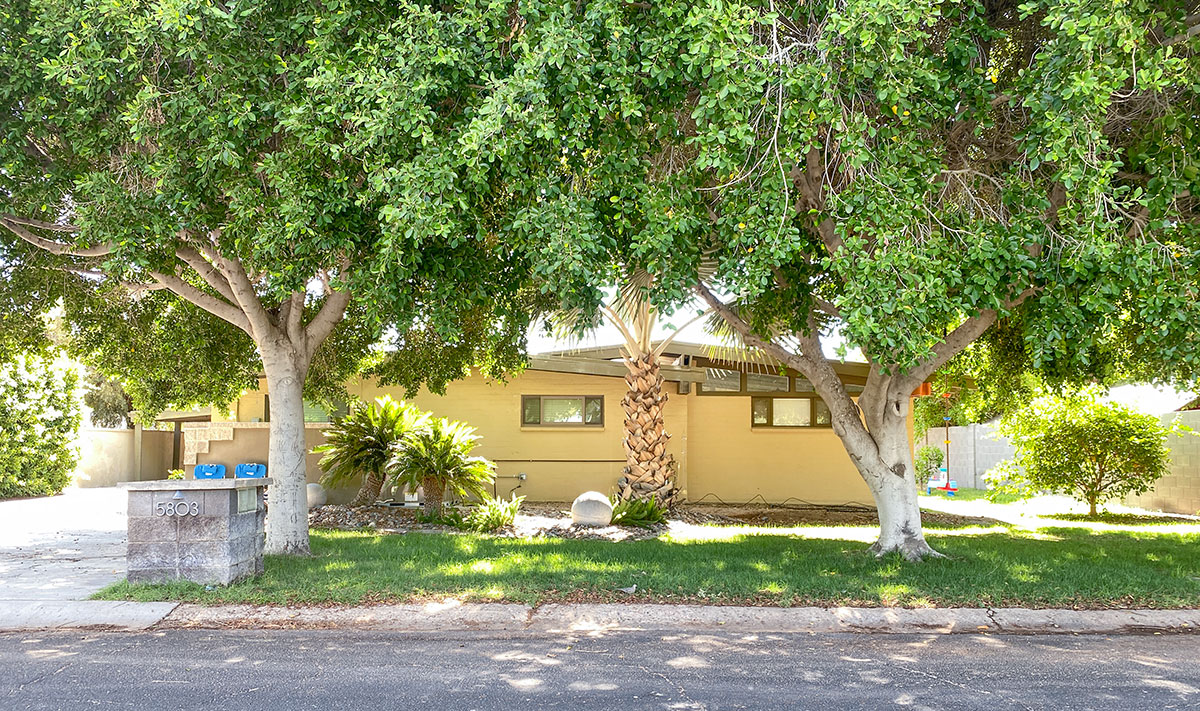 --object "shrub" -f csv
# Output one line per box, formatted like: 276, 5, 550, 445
167, 469, 185, 480
993, 392, 1185, 516
914, 446, 944, 489
387, 417, 495, 518
314, 397, 429, 507
0, 356, 80, 499
463, 494, 525, 532
610, 496, 667, 527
